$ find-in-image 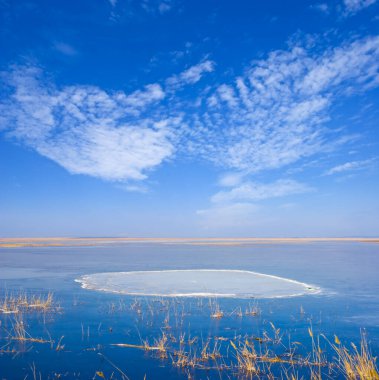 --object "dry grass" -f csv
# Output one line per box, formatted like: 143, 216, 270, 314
101, 298, 379, 379
29, 292, 54, 310
231, 340, 259, 376
0, 291, 57, 314
2, 294, 378, 379
153, 332, 169, 358
9, 313, 51, 344
112, 332, 169, 359
245, 303, 260, 317
210, 300, 224, 319
85, 297, 379, 379
110, 312, 378, 380
331, 332, 379, 379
